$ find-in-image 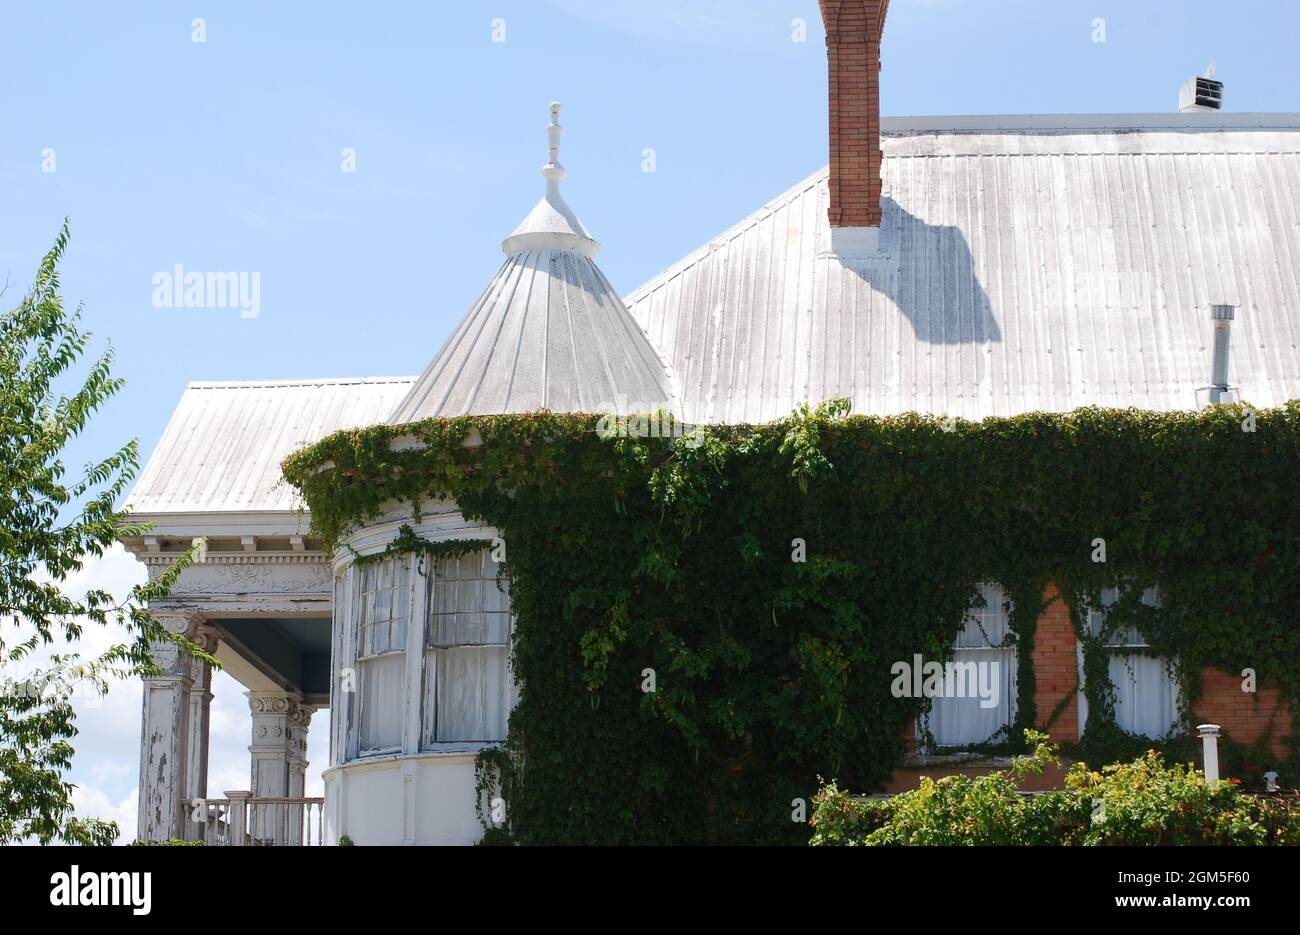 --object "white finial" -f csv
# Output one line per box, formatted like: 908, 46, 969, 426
542, 101, 566, 196
501, 101, 600, 259
1204, 62, 1217, 79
